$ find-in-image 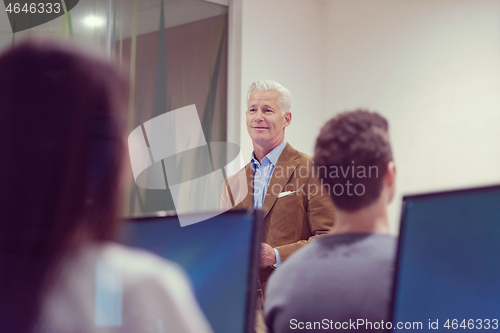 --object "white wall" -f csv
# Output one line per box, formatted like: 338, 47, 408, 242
235, 0, 500, 233
238, 0, 325, 161
322, 0, 500, 232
